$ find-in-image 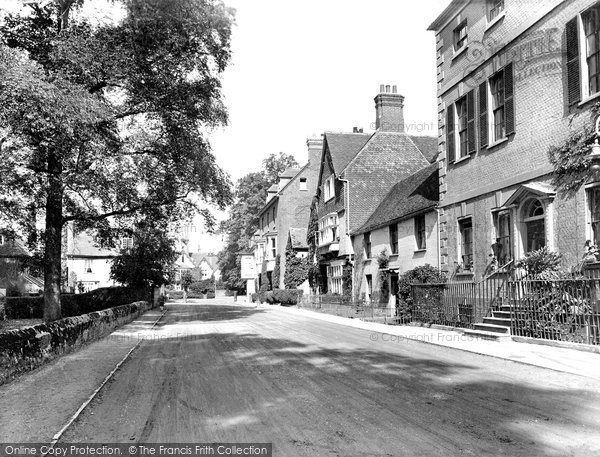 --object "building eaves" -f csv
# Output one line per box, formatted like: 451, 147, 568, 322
427, 0, 470, 31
